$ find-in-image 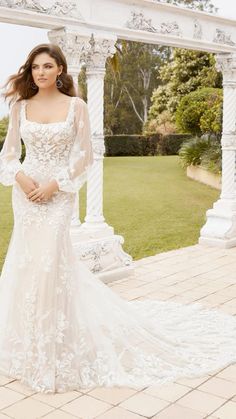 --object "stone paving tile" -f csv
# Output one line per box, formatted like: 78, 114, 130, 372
5, 380, 36, 396
2, 397, 55, 418
197, 377, 236, 399
1, 244, 236, 419
213, 400, 236, 418
151, 403, 206, 418
95, 406, 145, 418
216, 364, 236, 382
119, 391, 170, 417
175, 374, 212, 388
0, 387, 25, 410
87, 387, 137, 405
177, 389, 227, 415
60, 394, 112, 418
32, 390, 82, 408
143, 382, 191, 402
42, 410, 79, 419
0, 375, 16, 386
